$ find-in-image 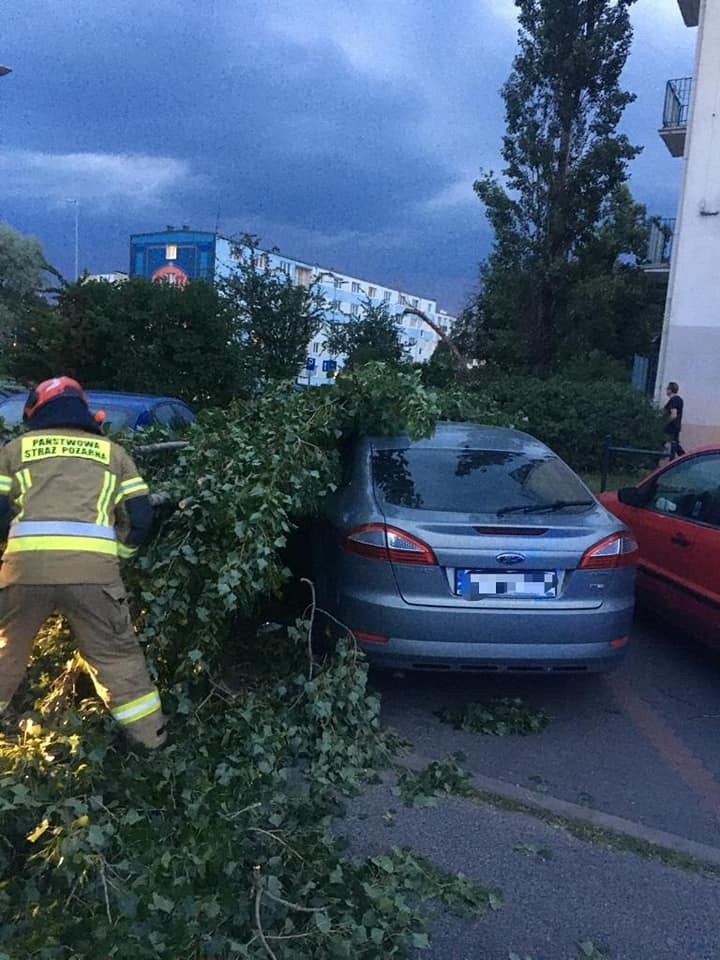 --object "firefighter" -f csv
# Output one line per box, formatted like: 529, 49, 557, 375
0, 377, 167, 748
